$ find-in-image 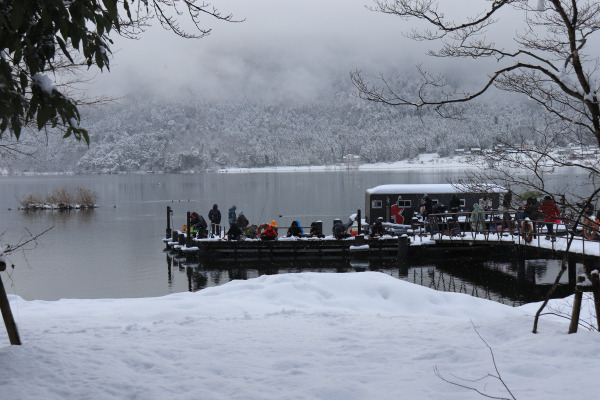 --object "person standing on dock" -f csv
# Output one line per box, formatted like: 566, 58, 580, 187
420, 194, 433, 220
541, 196, 560, 241
236, 211, 249, 228
228, 205, 237, 228
524, 196, 541, 235
470, 202, 485, 232
208, 204, 222, 237
449, 194, 460, 214
501, 190, 513, 231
